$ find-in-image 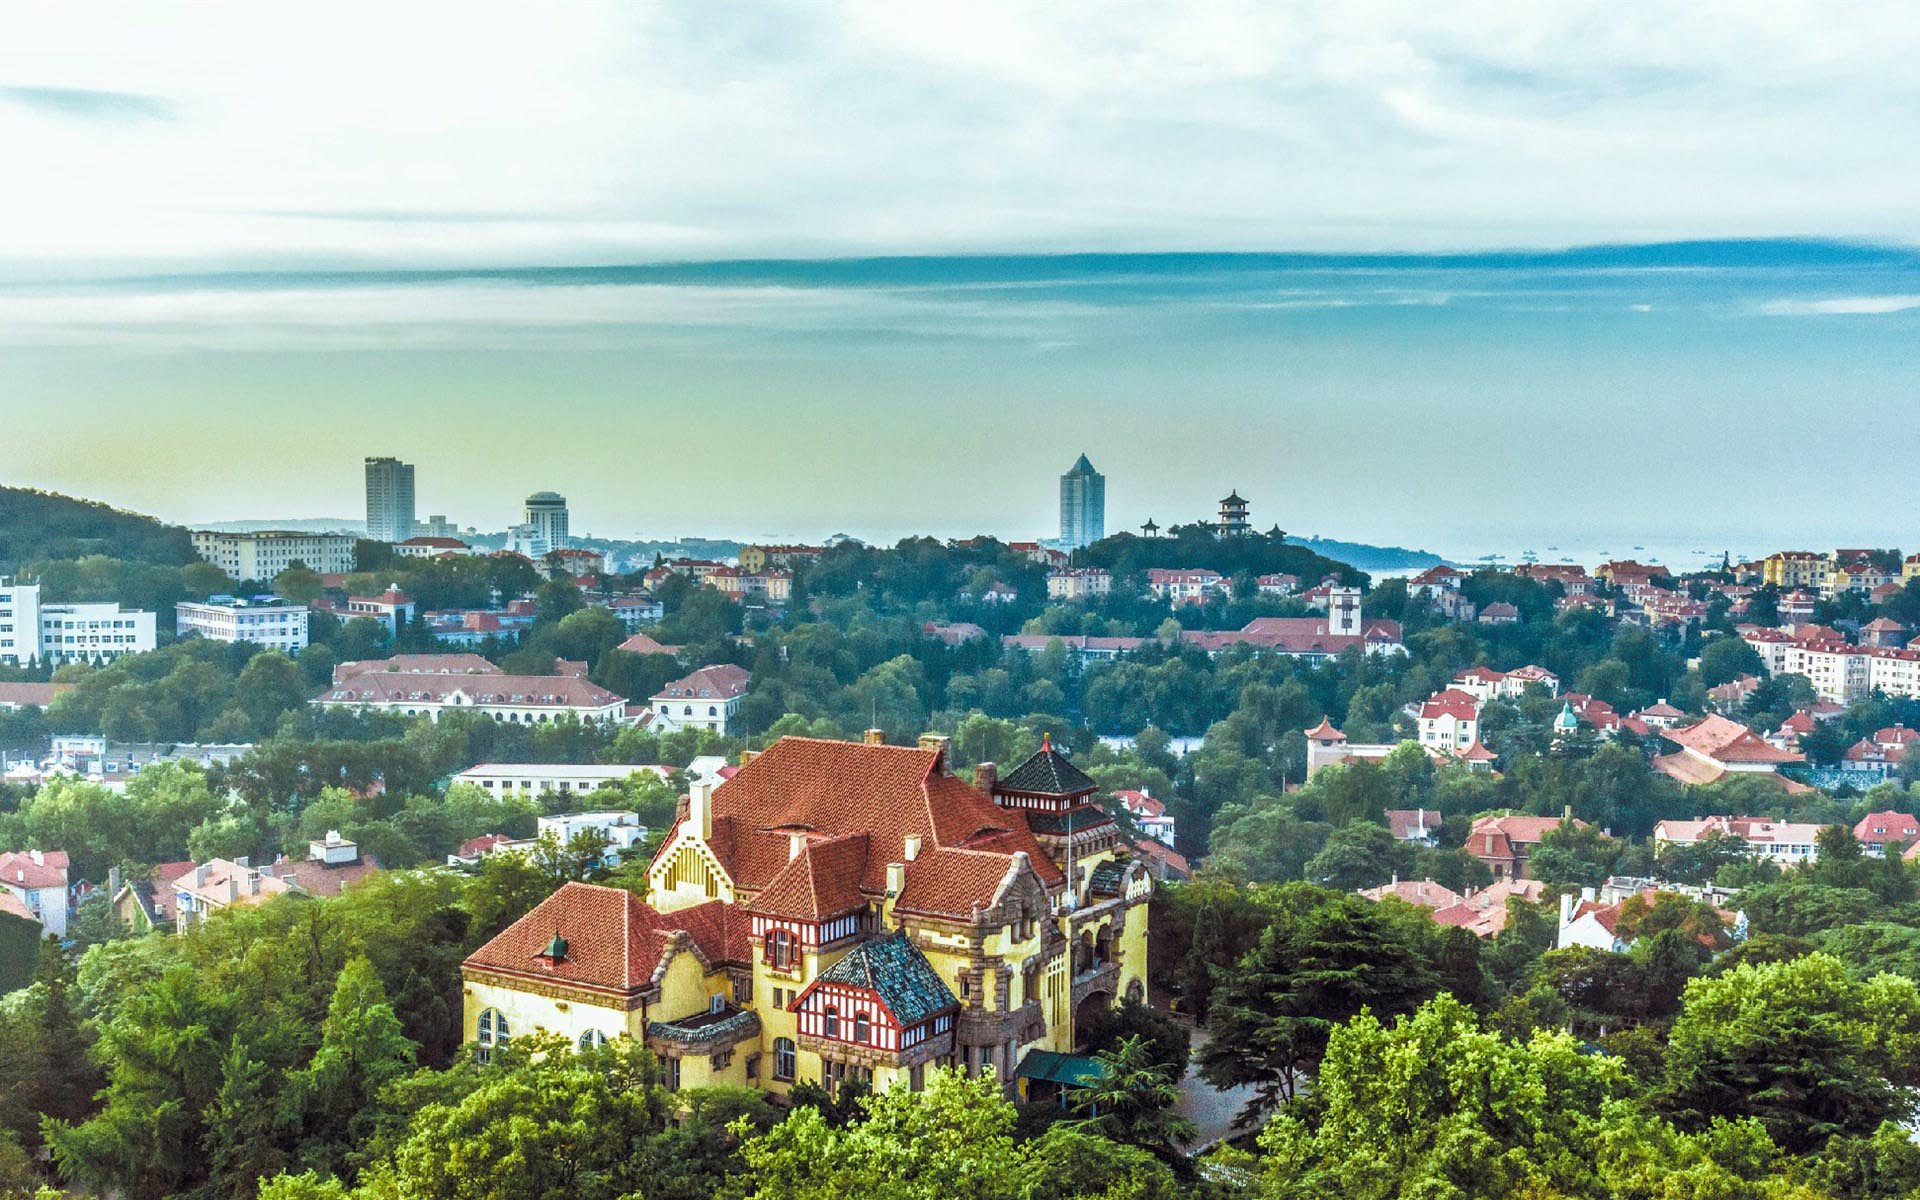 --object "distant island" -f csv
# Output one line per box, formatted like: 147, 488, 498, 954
1291, 535, 1452, 575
